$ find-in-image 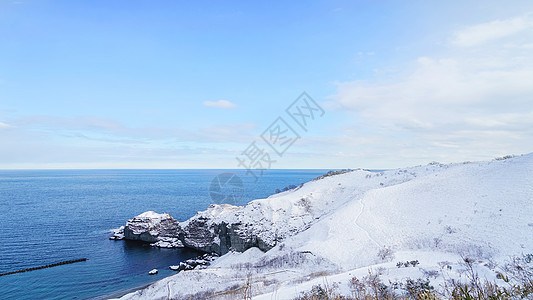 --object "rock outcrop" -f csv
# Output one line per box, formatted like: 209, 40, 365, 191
177, 203, 281, 255
121, 211, 181, 243
109, 226, 125, 240
151, 237, 184, 248
112, 204, 282, 255
169, 253, 218, 272
112, 175, 338, 256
